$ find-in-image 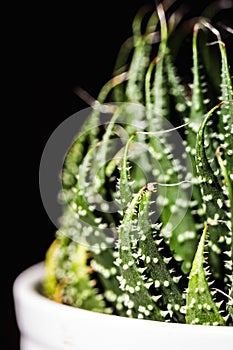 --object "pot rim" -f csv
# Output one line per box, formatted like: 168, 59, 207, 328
13, 261, 232, 332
